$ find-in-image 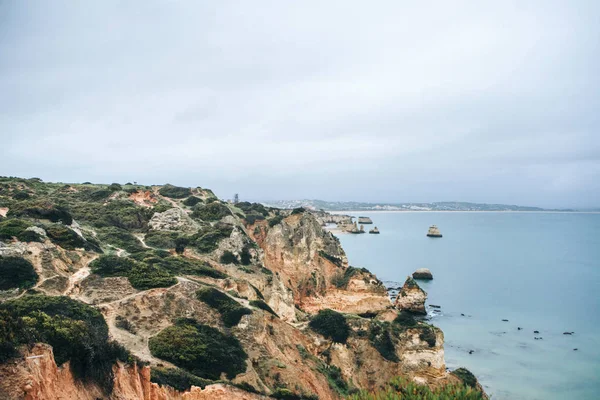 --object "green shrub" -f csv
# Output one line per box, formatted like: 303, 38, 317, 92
196, 287, 252, 327
190, 224, 233, 253
330, 266, 364, 289
108, 183, 122, 191
158, 184, 191, 199
268, 215, 284, 227
236, 202, 269, 216
114, 315, 136, 333
348, 376, 485, 400
319, 250, 344, 268
192, 202, 232, 221
16, 229, 43, 243
308, 309, 350, 343
0, 218, 32, 240
0, 256, 38, 290
317, 364, 349, 396
249, 300, 278, 317
451, 368, 478, 388
127, 262, 177, 290
0, 295, 131, 393
143, 255, 226, 279
144, 231, 179, 249
368, 322, 398, 362
240, 246, 252, 265
291, 207, 305, 215
96, 226, 145, 253
243, 214, 265, 225
90, 255, 137, 277
150, 367, 213, 391
393, 311, 417, 327
45, 224, 88, 250
419, 326, 437, 348
8, 201, 73, 225
220, 250, 239, 264
12, 191, 30, 200
149, 318, 247, 380
182, 196, 203, 207
271, 388, 318, 400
